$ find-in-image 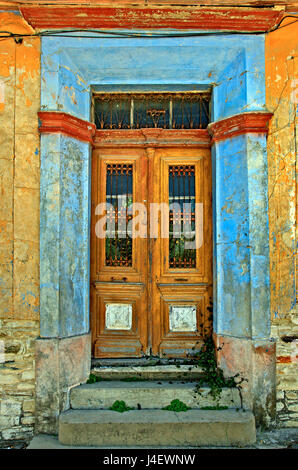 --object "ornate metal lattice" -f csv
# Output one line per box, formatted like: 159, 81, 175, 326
105, 163, 133, 267
93, 92, 210, 130
169, 165, 196, 269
